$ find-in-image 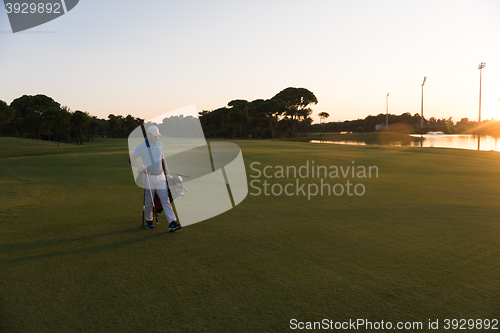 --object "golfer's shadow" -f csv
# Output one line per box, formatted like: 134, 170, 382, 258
0, 227, 163, 266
